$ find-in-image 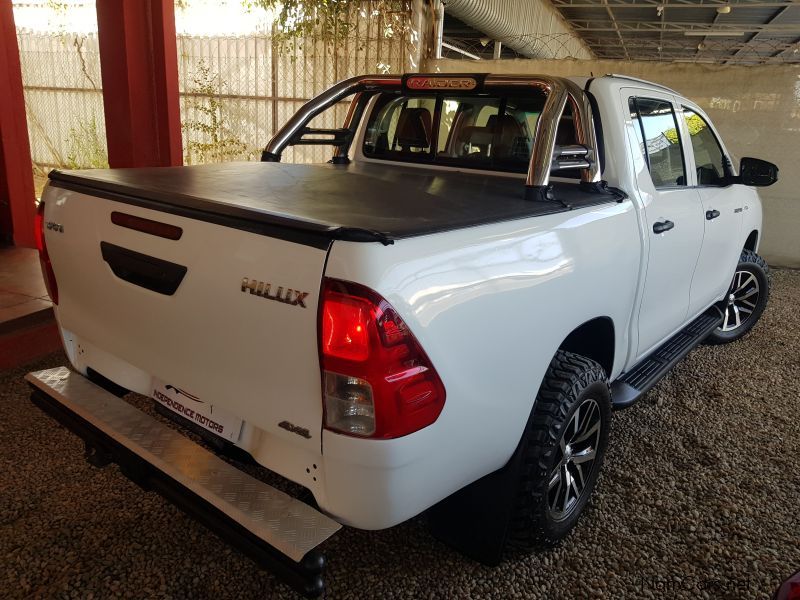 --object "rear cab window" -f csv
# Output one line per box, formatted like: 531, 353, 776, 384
363, 91, 576, 176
